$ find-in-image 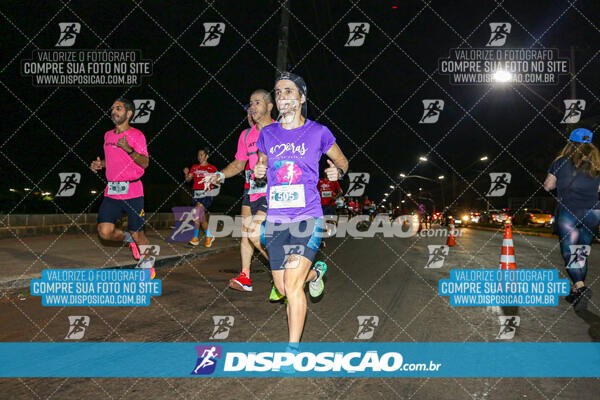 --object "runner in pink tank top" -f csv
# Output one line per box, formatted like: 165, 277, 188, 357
205, 89, 275, 294
89, 98, 150, 260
